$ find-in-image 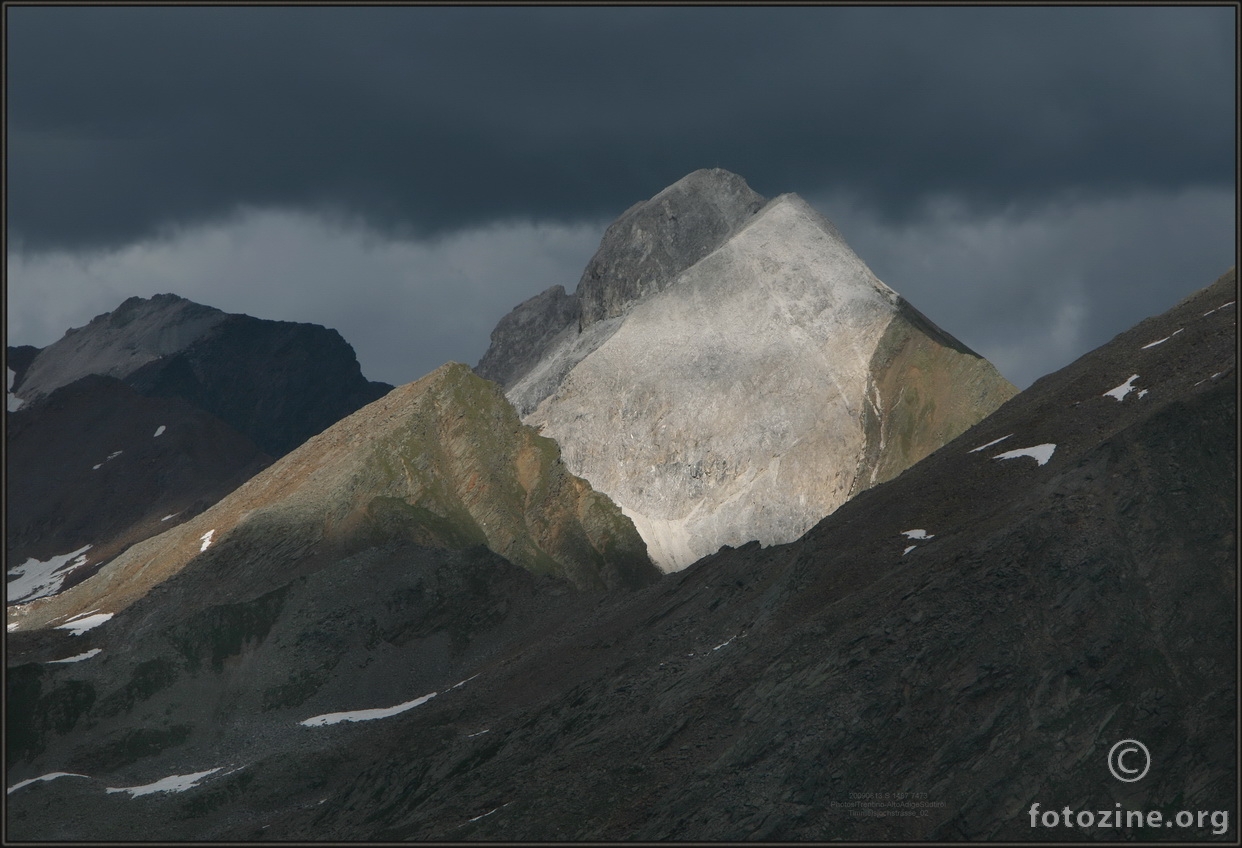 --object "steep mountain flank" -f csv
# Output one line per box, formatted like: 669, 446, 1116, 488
8, 268, 1232, 841
11, 293, 392, 457
477, 168, 767, 415
6, 363, 656, 635
6, 295, 393, 612
6, 375, 272, 602
485, 175, 1016, 570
